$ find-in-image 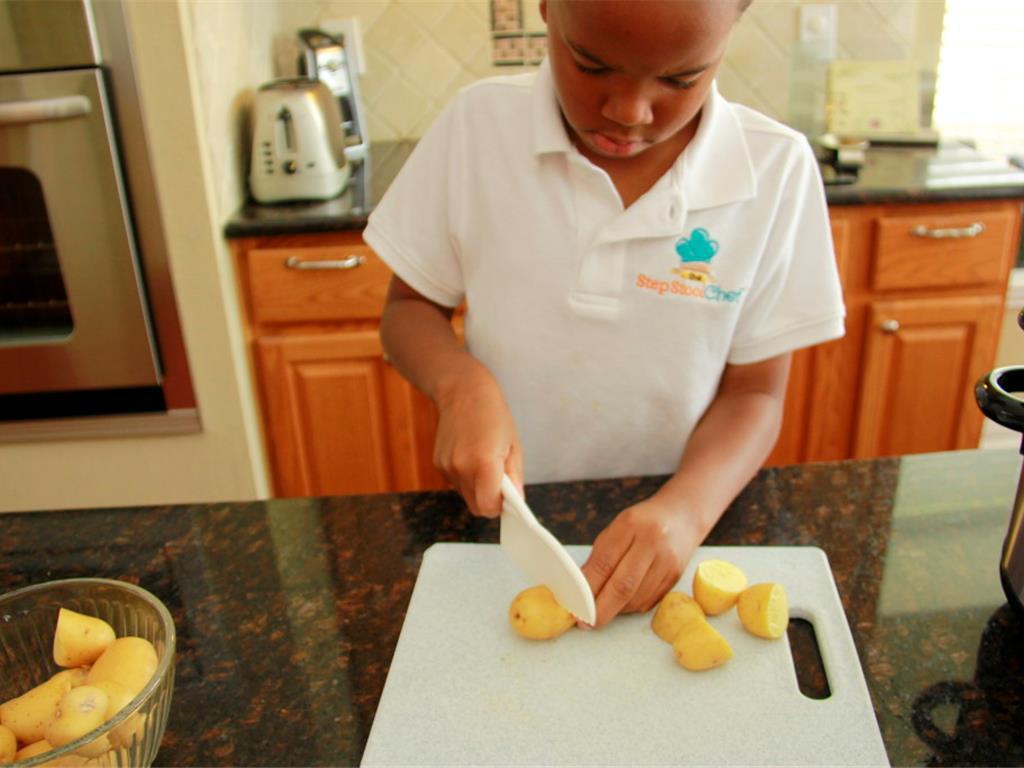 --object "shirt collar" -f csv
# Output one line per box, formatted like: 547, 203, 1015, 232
531, 60, 758, 209
532, 57, 572, 156
679, 81, 758, 210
